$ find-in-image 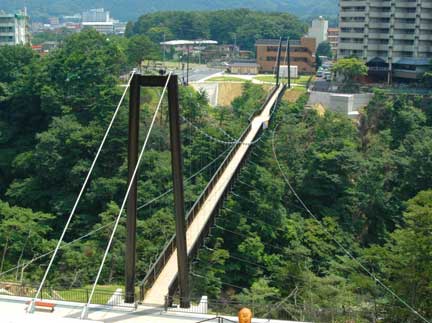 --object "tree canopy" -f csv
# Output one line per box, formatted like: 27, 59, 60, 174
126, 9, 307, 51
0, 27, 432, 322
